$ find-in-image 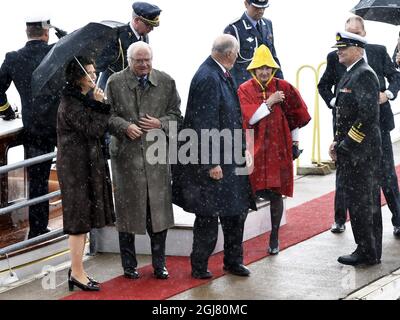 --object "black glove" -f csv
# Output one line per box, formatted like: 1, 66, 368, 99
54, 27, 67, 39
292, 144, 303, 160
0, 106, 16, 121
